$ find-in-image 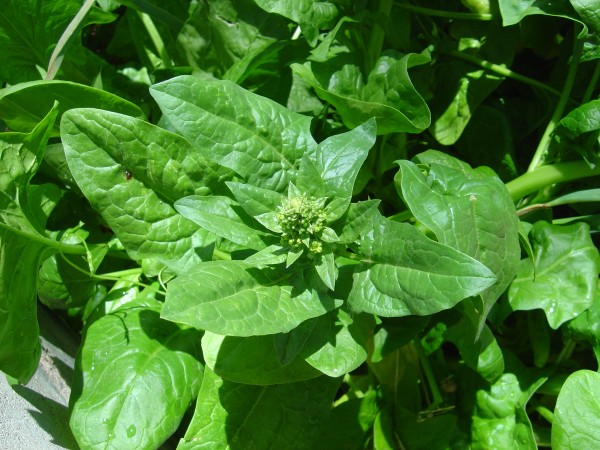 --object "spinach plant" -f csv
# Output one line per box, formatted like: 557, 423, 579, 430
1, 0, 600, 449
